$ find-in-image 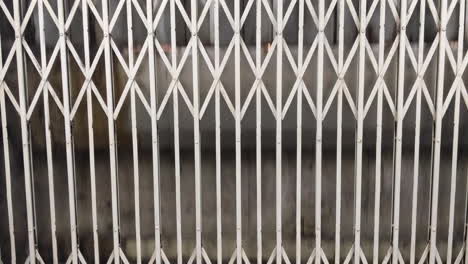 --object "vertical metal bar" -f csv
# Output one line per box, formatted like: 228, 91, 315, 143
276, 0, 283, 263
101, 0, 120, 261
37, 0, 58, 261
446, 0, 465, 262
373, 0, 386, 263
190, 0, 202, 263
392, 0, 407, 263
296, 0, 304, 262
58, 0, 80, 260
428, 0, 447, 263
0, 30, 16, 264
410, 0, 426, 263
429, 0, 448, 261
170, 0, 182, 264
147, 0, 161, 263
315, 0, 324, 262
126, 0, 141, 261
234, 0, 242, 263
256, 0, 263, 263
335, 0, 345, 263
354, 0, 367, 262
214, 0, 222, 264
13, 0, 37, 261
82, 0, 100, 262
